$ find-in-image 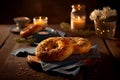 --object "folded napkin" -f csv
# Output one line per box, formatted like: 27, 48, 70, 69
32, 27, 67, 45
11, 45, 101, 77
11, 47, 35, 57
